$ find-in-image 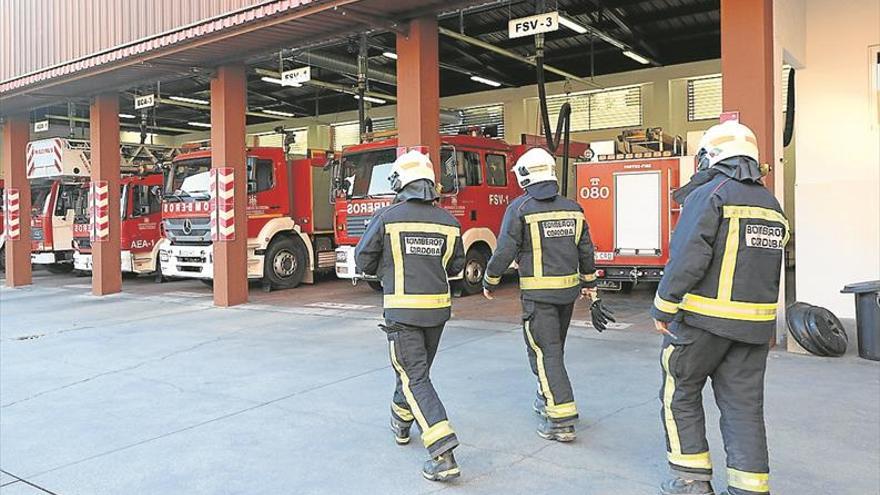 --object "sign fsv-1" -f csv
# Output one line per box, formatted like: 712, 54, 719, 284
508, 12, 559, 39
281, 67, 311, 86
